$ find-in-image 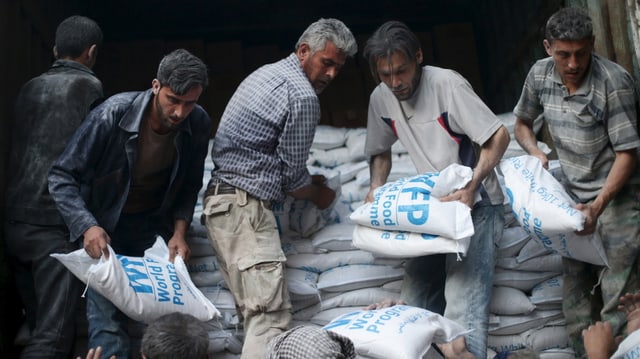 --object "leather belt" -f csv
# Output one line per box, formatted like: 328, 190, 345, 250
205, 182, 236, 197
